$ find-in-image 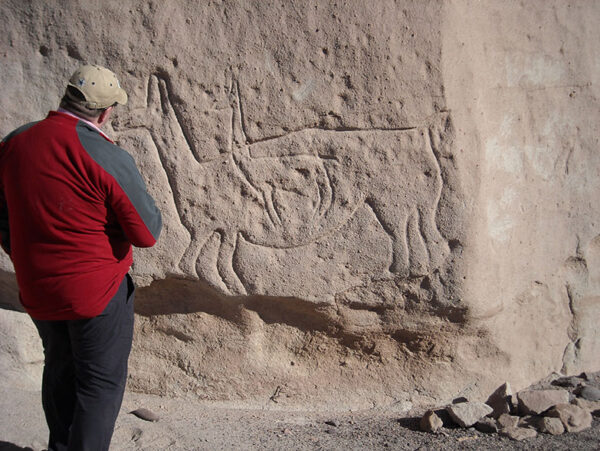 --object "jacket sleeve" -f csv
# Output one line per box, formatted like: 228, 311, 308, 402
77, 123, 162, 248
0, 142, 9, 255
0, 188, 9, 255
107, 154, 163, 248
